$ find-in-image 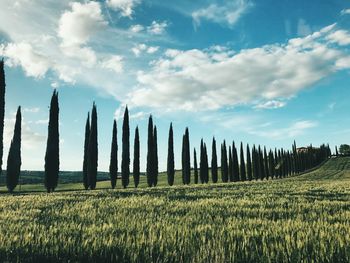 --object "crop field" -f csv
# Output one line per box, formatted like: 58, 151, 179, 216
0, 157, 349, 262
